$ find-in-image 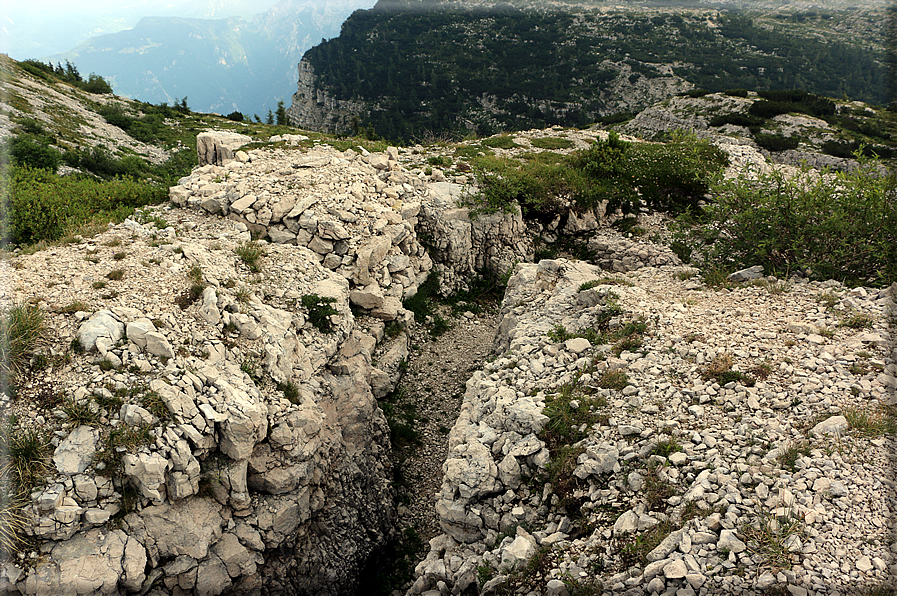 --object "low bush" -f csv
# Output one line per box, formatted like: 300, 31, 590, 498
1, 165, 166, 246
301, 294, 339, 333
469, 132, 727, 219
8, 135, 62, 170
708, 112, 763, 128
530, 137, 575, 150
676, 159, 896, 286
755, 133, 799, 152
821, 140, 895, 160
749, 91, 835, 119
481, 135, 519, 149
